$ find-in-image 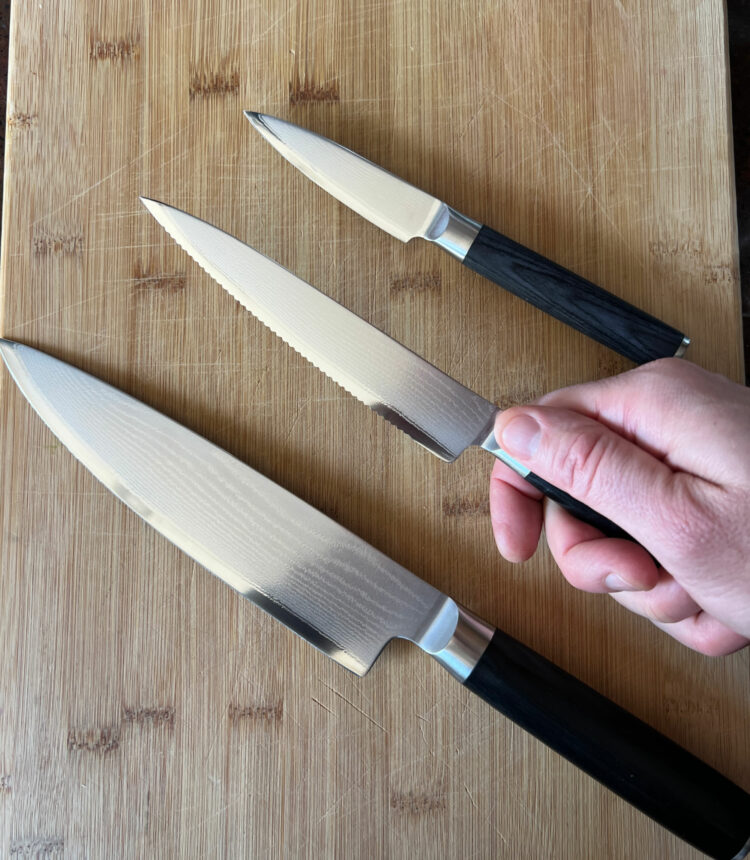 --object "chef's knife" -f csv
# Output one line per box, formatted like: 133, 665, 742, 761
1, 339, 747, 859
141, 198, 627, 541
244, 111, 689, 365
